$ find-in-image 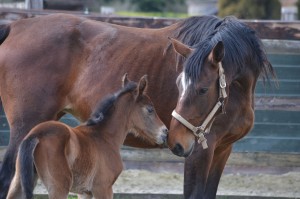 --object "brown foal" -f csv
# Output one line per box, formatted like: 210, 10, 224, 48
7, 74, 168, 199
